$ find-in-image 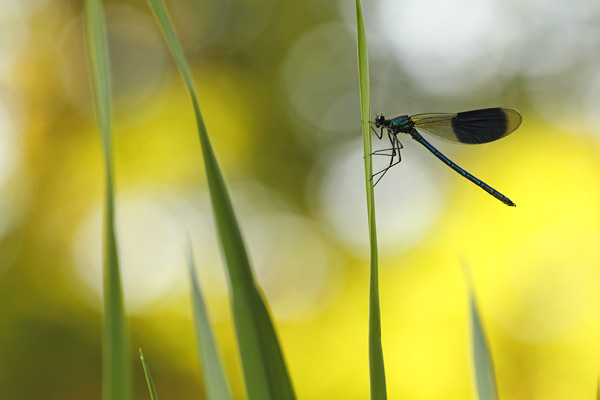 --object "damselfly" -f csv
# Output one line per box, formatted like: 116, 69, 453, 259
370, 107, 522, 207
